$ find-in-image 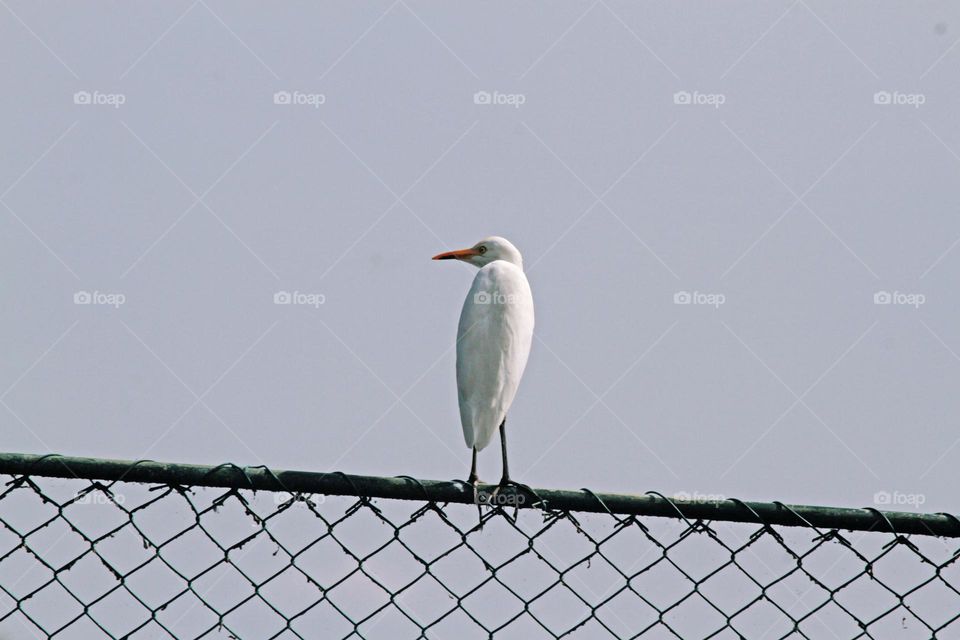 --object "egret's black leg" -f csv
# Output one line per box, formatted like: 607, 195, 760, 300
467, 447, 479, 485
487, 418, 537, 514
464, 446, 484, 525
492, 417, 525, 517
490, 418, 511, 502
493, 416, 529, 508
464, 447, 481, 511
498, 418, 510, 486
